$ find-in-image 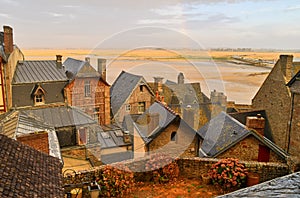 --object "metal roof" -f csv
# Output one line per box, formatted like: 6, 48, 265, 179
110, 71, 154, 117
13, 60, 68, 84
20, 106, 97, 128
0, 110, 62, 160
